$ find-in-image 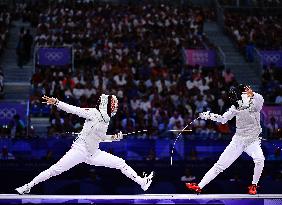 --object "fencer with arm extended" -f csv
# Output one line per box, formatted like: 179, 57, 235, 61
57, 100, 123, 142
186, 89, 265, 194
15, 94, 153, 195
199, 106, 238, 124
42, 95, 123, 142
200, 92, 264, 124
